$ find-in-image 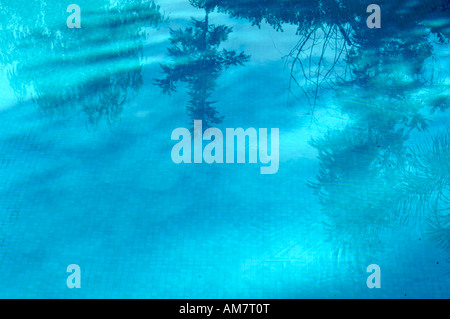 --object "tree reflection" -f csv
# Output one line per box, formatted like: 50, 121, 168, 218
0, 0, 164, 125
306, 1, 449, 263
155, 1, 249, 128
209, 0, 450, 265
400, 132, 450, 268
212, 0, 449, 111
